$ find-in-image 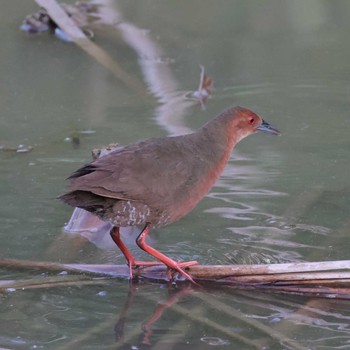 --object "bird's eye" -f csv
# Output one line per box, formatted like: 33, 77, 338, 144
248, 117, 255, 125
